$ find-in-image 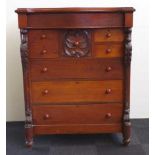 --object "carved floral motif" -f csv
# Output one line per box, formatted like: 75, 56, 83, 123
64, 30, 90, 58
